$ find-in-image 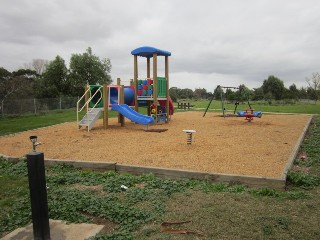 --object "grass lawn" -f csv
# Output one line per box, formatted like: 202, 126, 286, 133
0, 108, 148, 136
0, 109, 80, 136
188, 100, 320, 115
0, 101, 318, 137
0, 114, 319, 239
